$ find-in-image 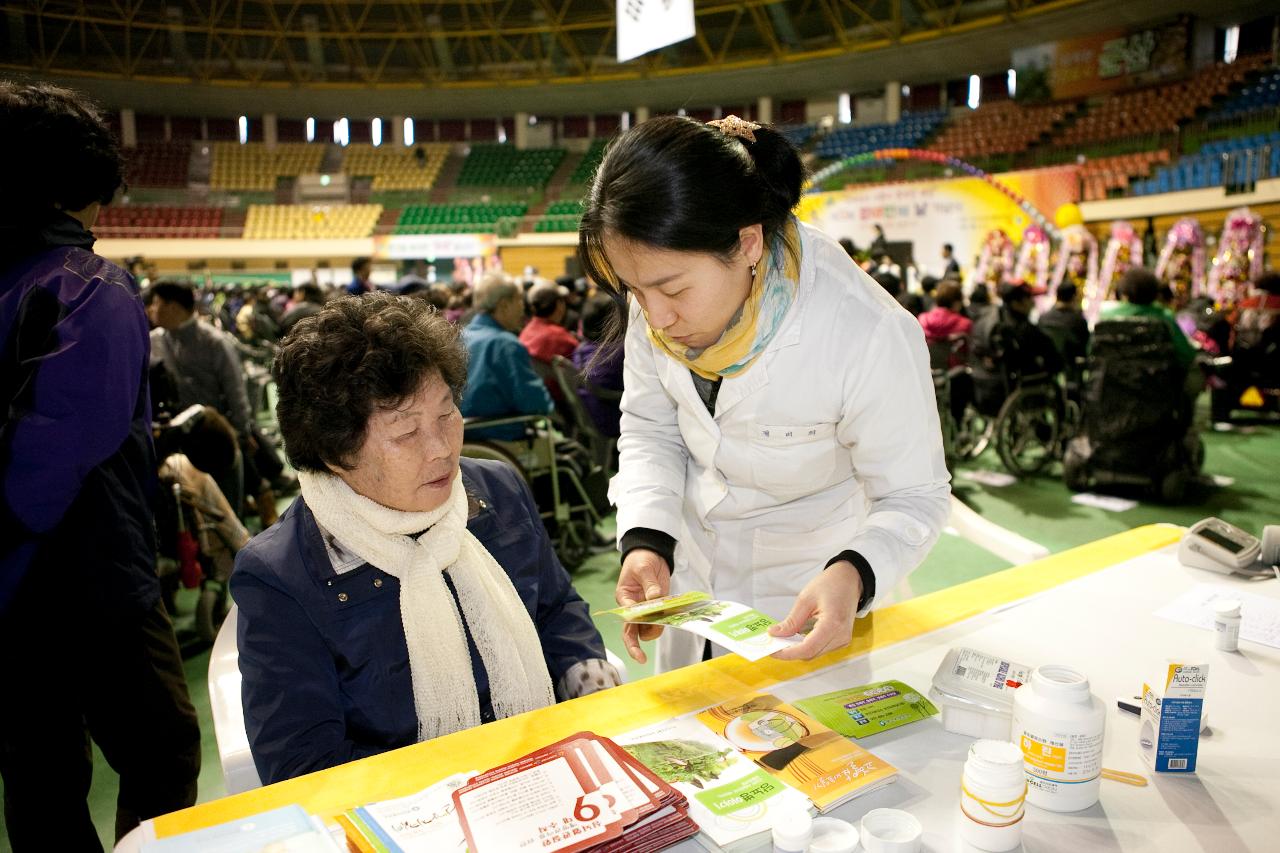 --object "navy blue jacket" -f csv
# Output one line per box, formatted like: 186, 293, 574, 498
232, 457, 606, 784
1, 230, 157, 618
